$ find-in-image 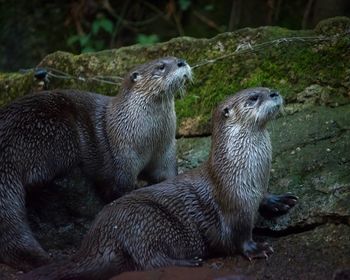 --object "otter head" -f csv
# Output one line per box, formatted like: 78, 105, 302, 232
123, 57, 192, 99
216, 87, 283, 130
